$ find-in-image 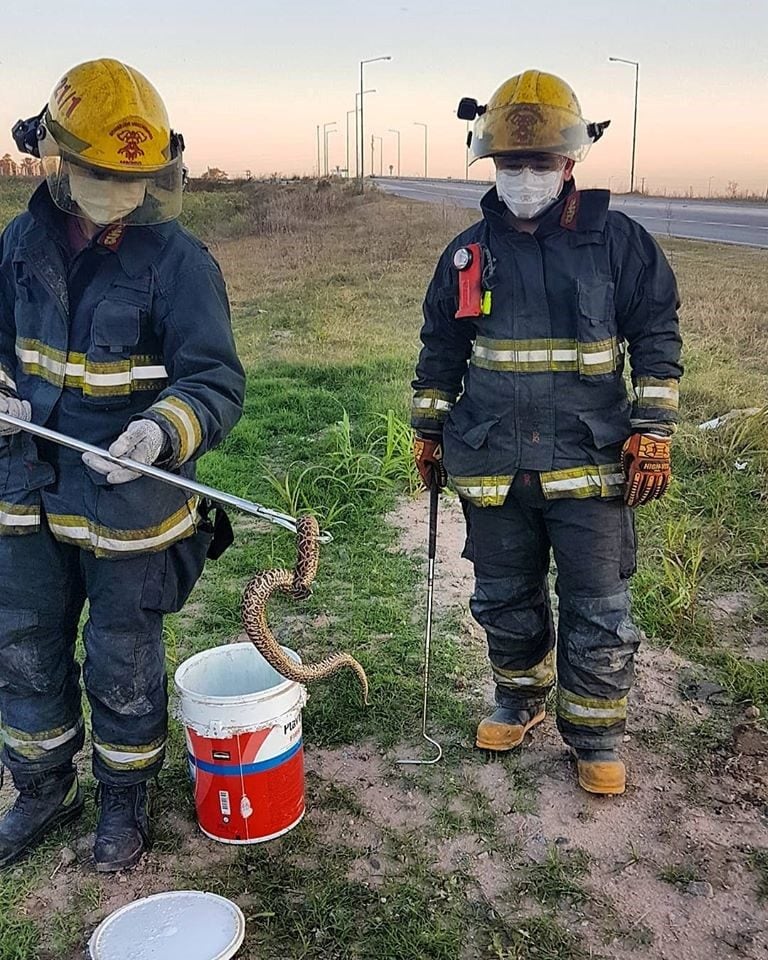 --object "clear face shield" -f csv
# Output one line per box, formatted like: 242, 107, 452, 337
38, 124, 183, 226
